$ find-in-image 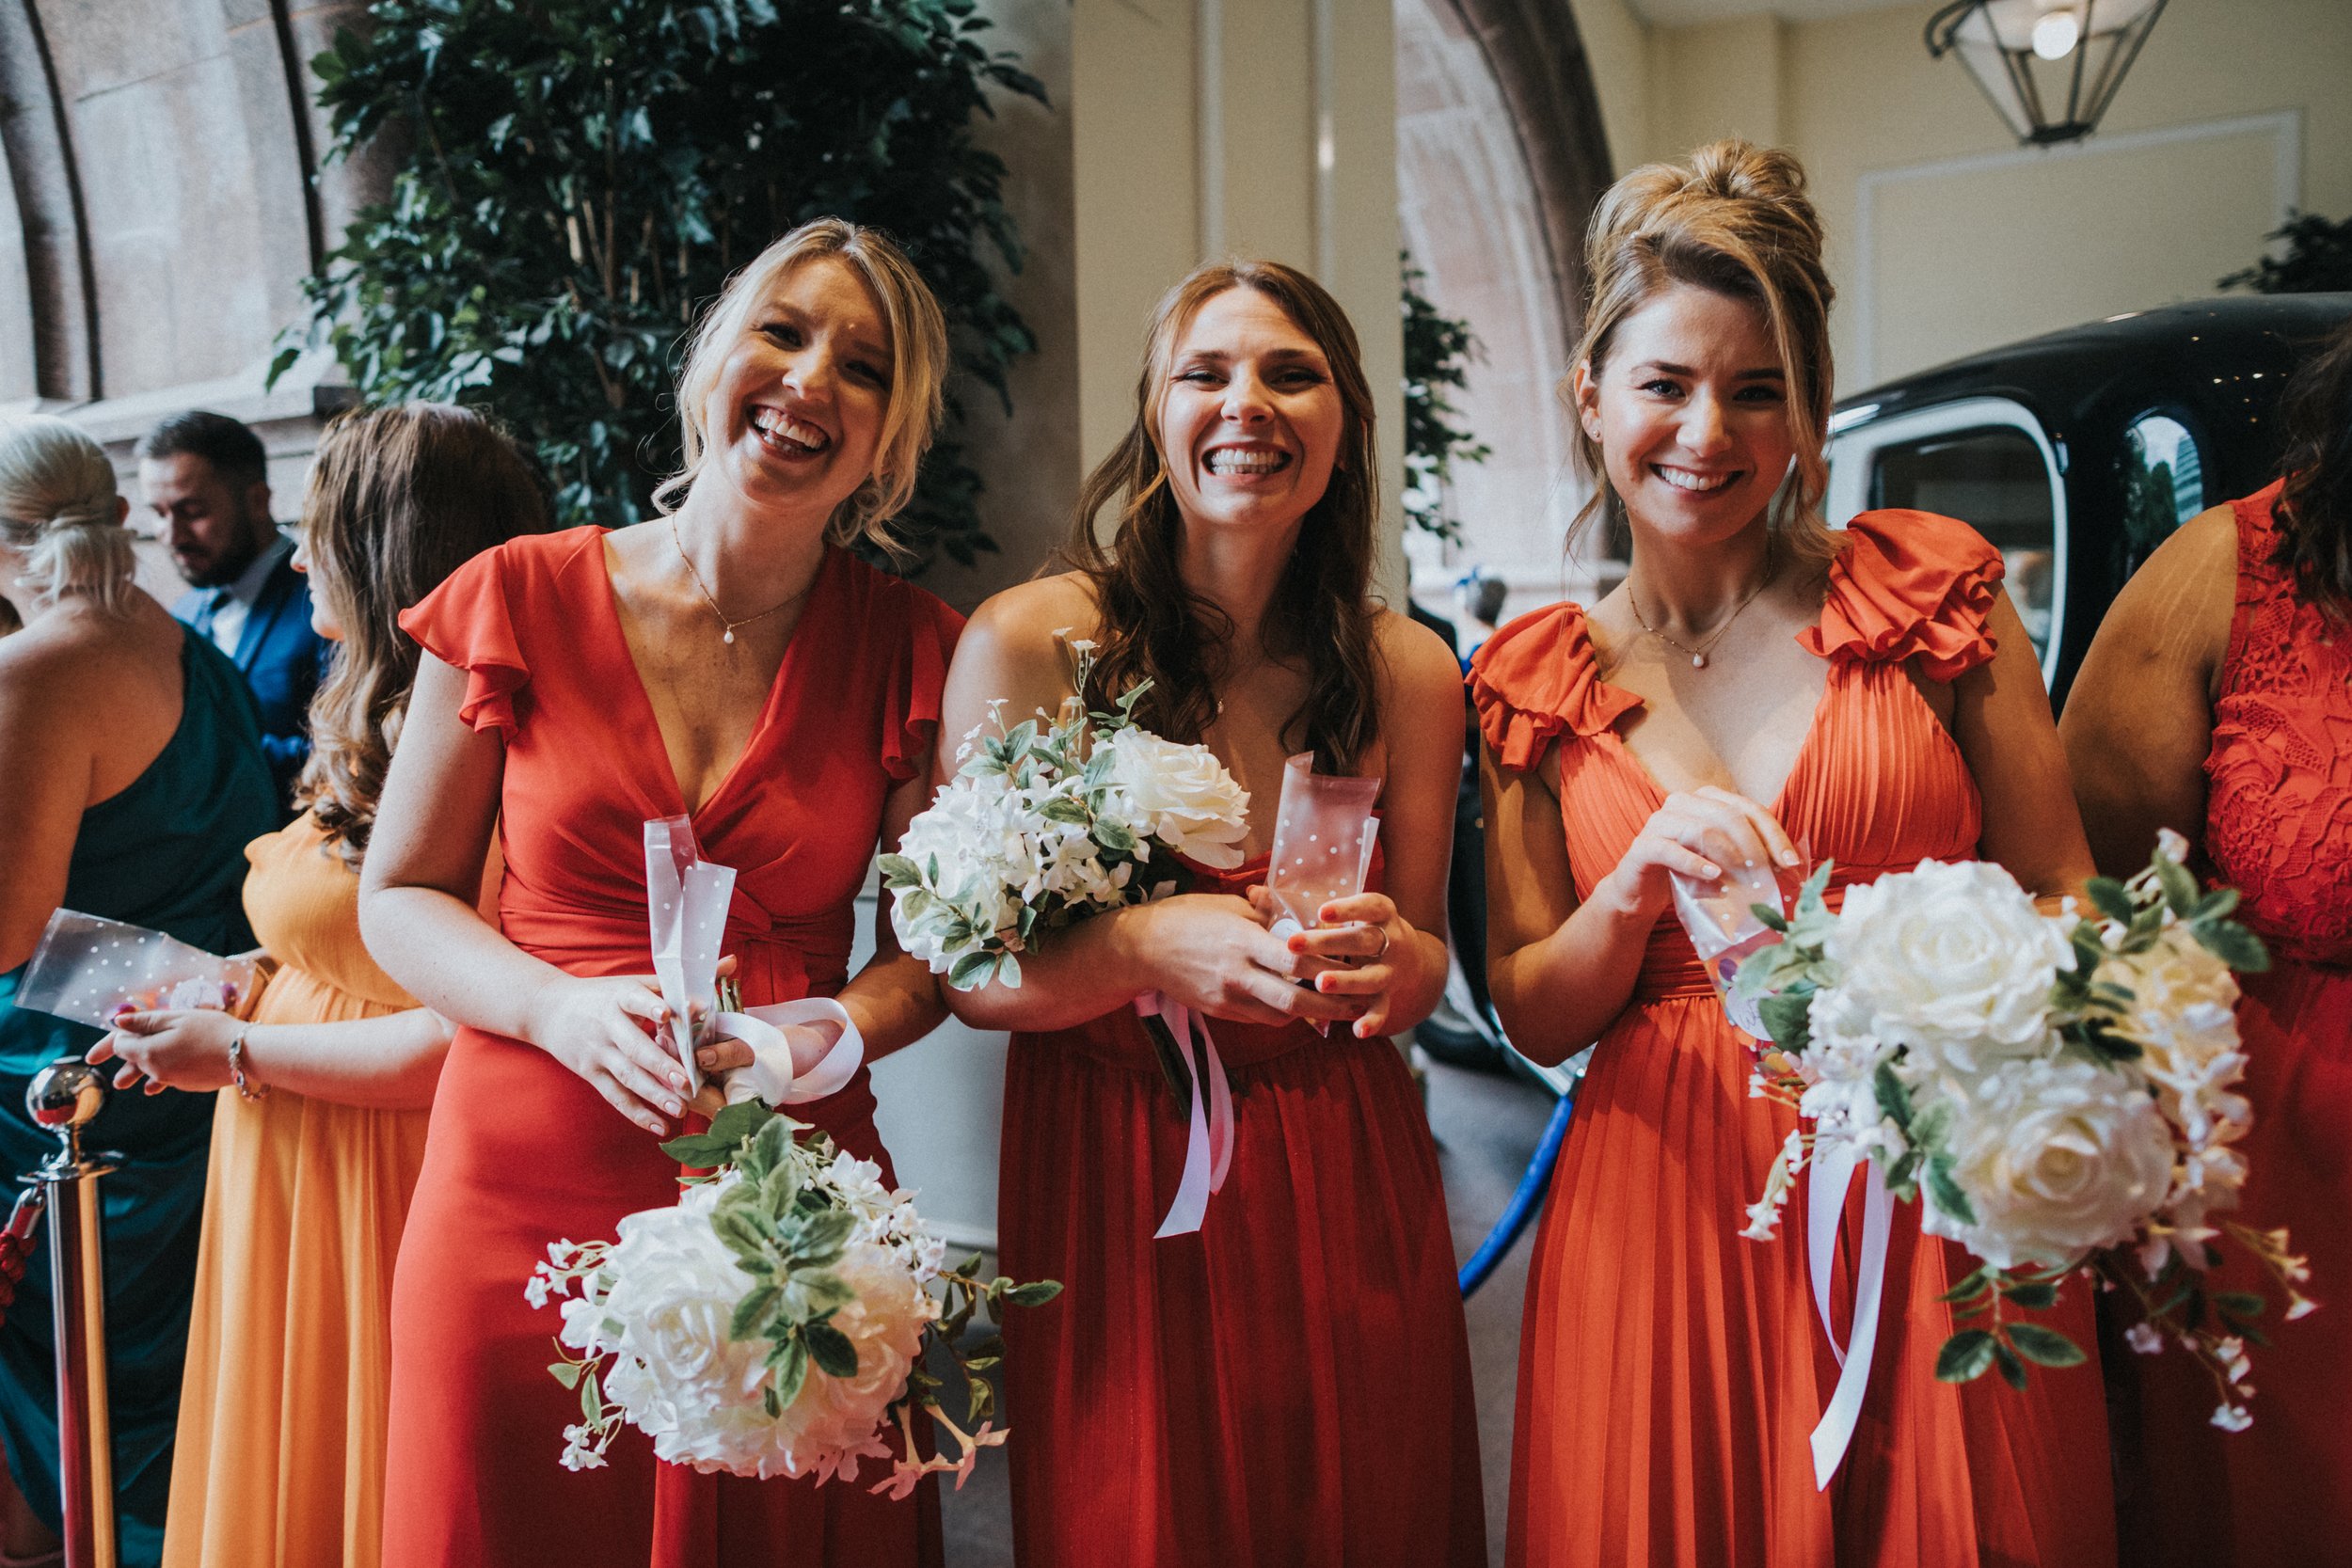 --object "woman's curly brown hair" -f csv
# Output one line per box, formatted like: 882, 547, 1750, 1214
2273, 315, 2352, 618
295, 404, 553, 868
